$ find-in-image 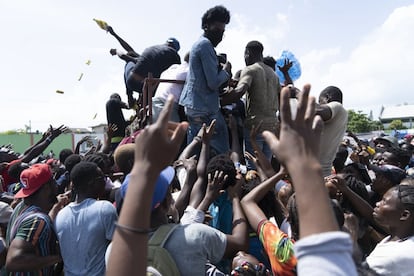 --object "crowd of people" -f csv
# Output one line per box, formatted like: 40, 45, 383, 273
1, 5, 414, 276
